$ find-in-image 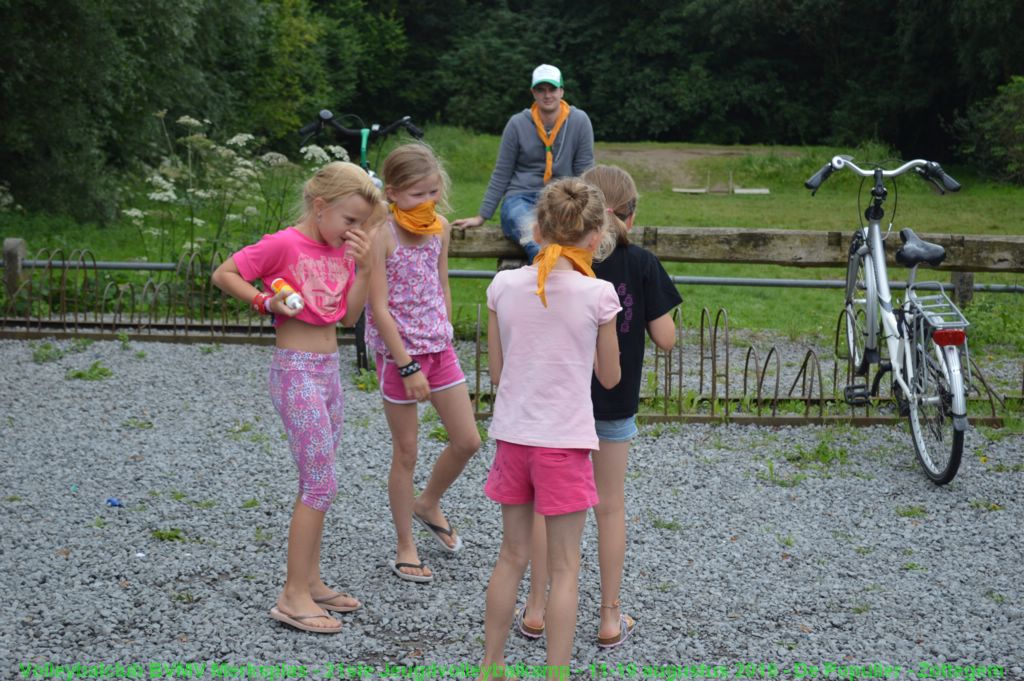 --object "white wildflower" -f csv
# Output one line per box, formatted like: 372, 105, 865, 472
147, 174, 177, 202
181, 237, 207, 251
226, 133, 255, 148
244, 206, 260, 217
231, 166, 258, 181
176, 115, 203, 129
148, 174, 174, 191
300, 144, 331, 164
225, 213, 241, 222
143, 228, 167, 237
260, 152, 289, 167
327, 145, 350, 161
122, 208, 145, 226
0, 183, 15, 211
148, 189, 177, 203
186, 217, 206, 227
186, 188, 216, 200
